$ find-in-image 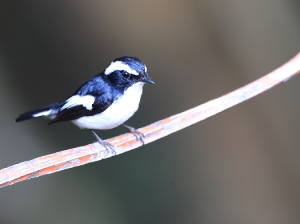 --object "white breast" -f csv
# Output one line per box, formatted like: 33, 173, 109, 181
72, 82, 144, 130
